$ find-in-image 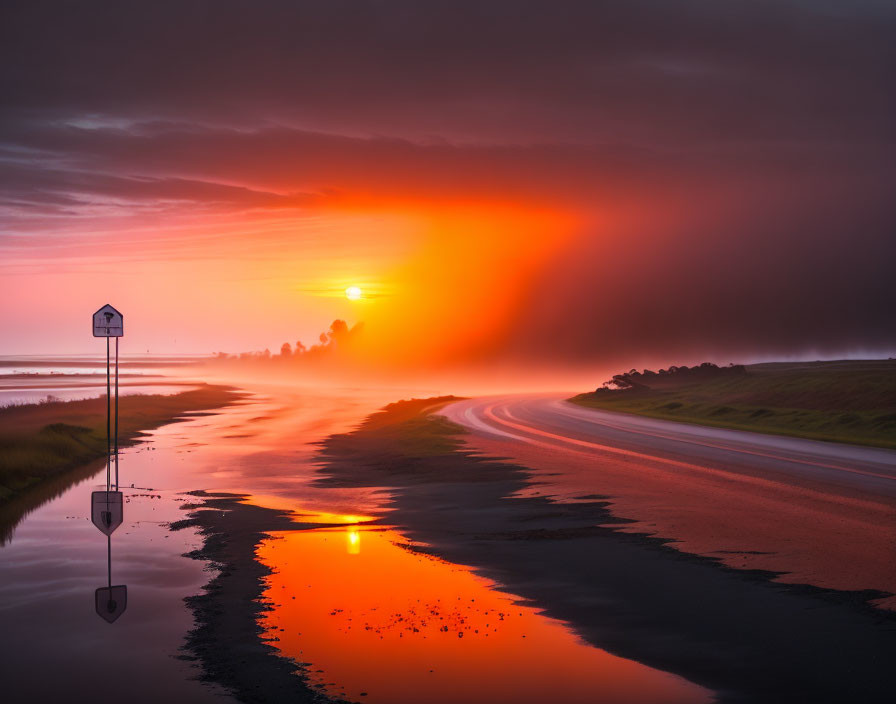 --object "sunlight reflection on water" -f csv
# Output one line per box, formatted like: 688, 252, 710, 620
257, 525, 708, 704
